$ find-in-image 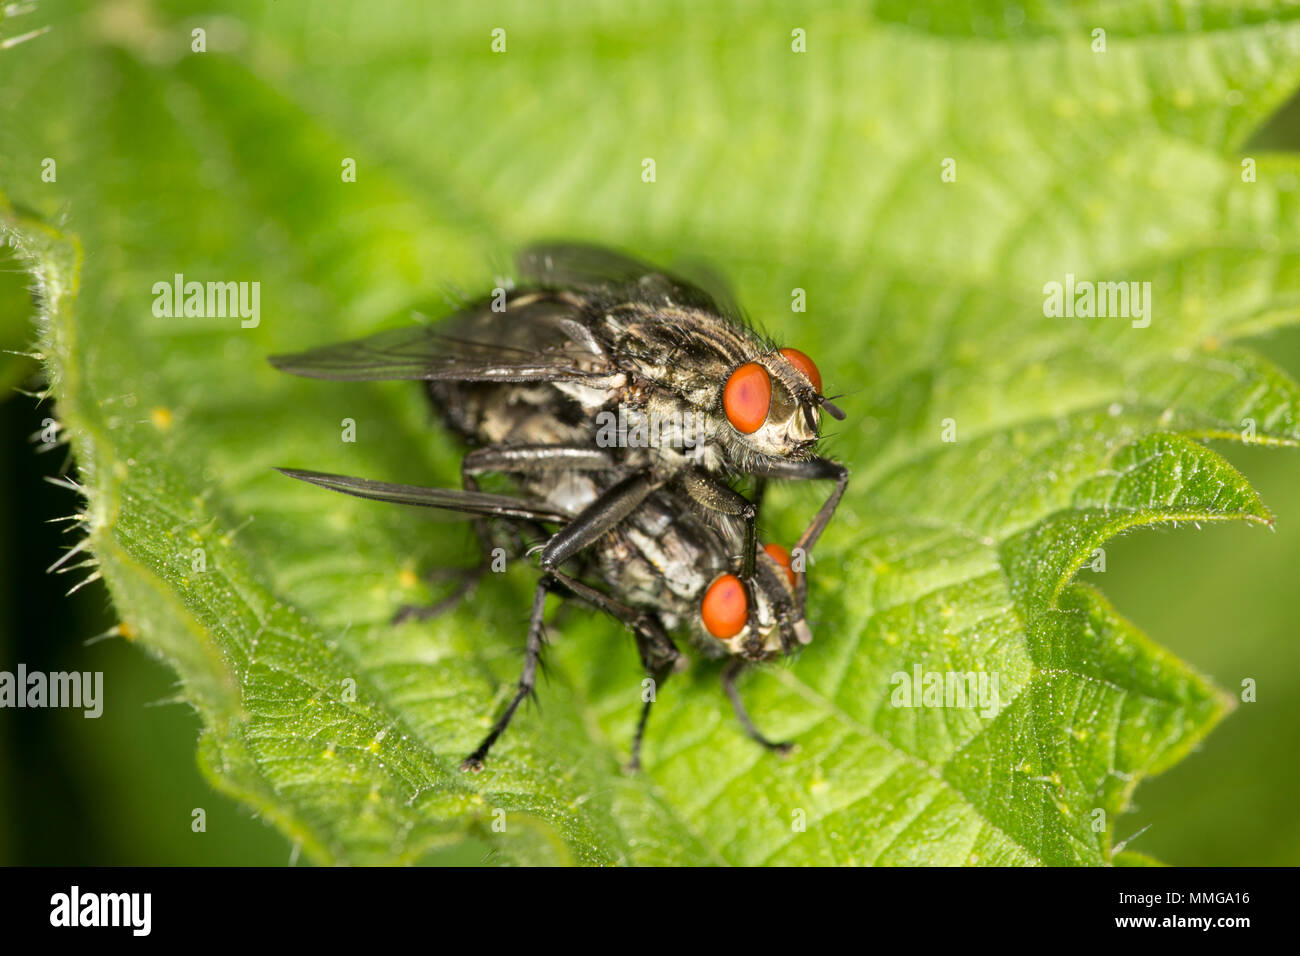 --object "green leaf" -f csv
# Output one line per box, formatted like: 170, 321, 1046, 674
5, 0, 1299, 865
